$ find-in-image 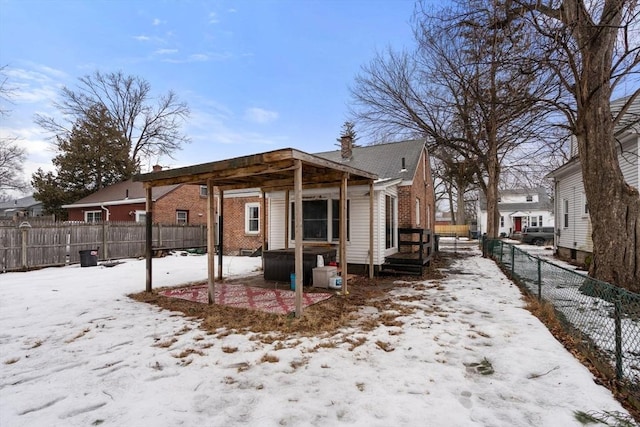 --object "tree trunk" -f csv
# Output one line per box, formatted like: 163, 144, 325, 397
485, 154, 501, 238
455, 178, 466, 225
570, 1, 640, 292
578, 99, 640, 293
